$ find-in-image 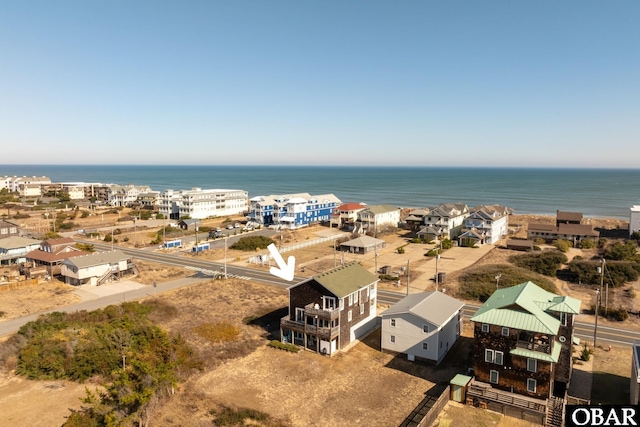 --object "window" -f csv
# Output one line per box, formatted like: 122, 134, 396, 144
560, 312, 568, 326
360, 304, 364, 315
422, 342, 428, 350
527, 378, 537, 393
501, 327, 509, 336
481, 324, 489, 333
348, 310, 352, 322
354, 291, 359, 304
390, 319, 396, 327
348, 295, 353, 306
485, 349, 503, 365
490, 370, 499, 384
423, 325, 429, 333
527, 358, 537, 372
390, 335, 395, 343
323, 296, 336, 310
340, 299, 344, 311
